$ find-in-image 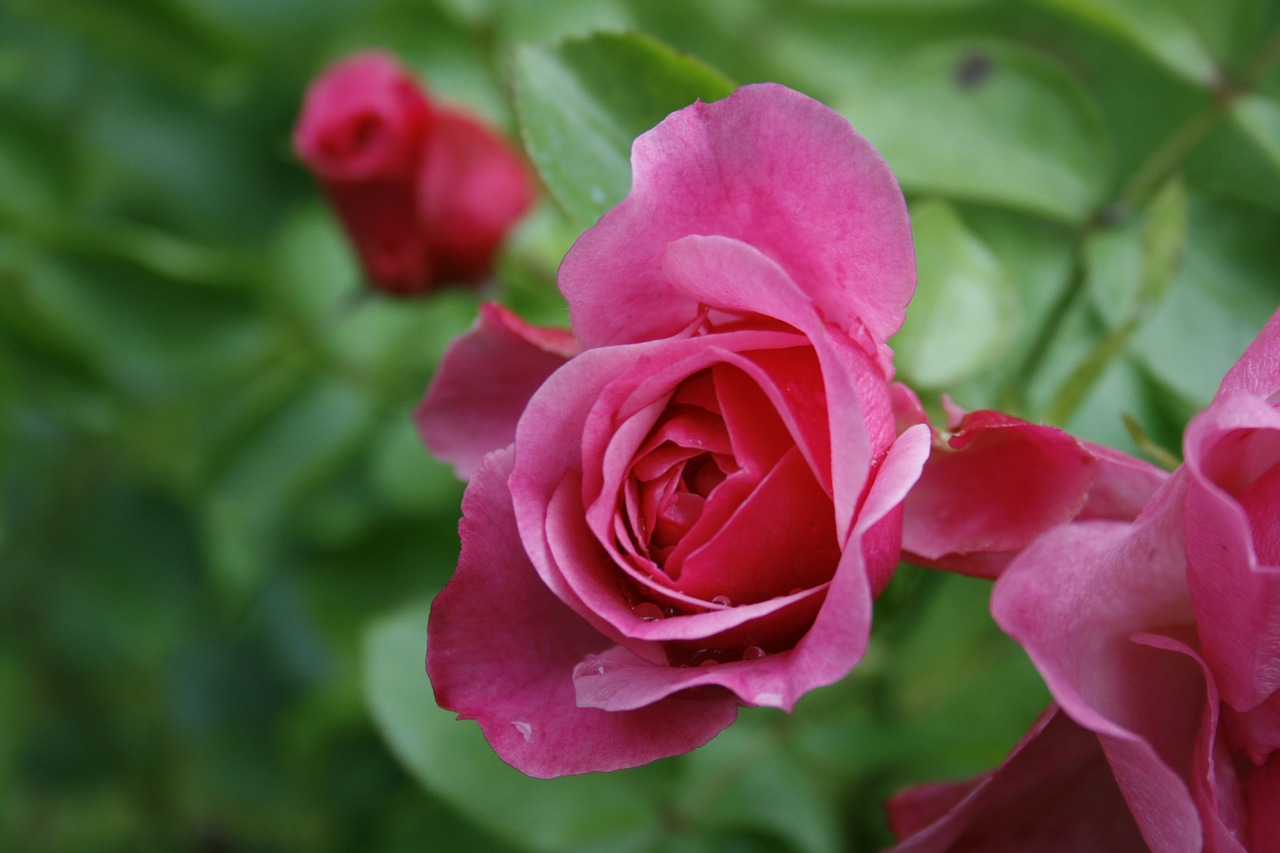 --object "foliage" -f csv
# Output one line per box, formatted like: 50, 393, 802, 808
2, 0, 1278, 850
